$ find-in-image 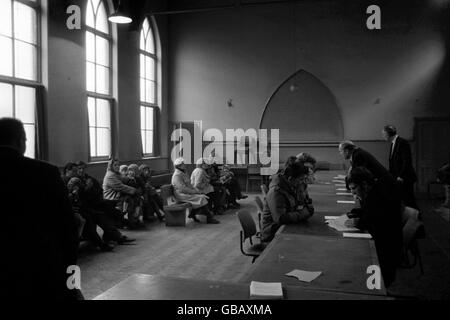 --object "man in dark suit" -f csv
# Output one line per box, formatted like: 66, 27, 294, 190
382, 125, 418, 209
345, 167, 403, 287
339, 141, 397, 190
0, 118, 81, 300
